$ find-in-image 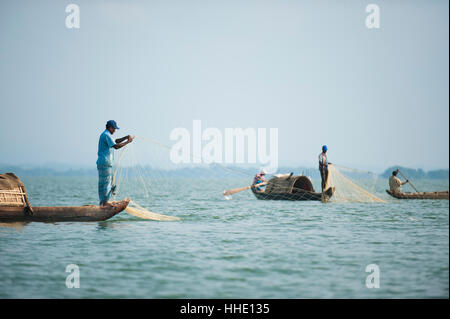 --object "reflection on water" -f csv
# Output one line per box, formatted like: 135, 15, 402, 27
0, 222, 27, 230
96, 221, 118, 231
